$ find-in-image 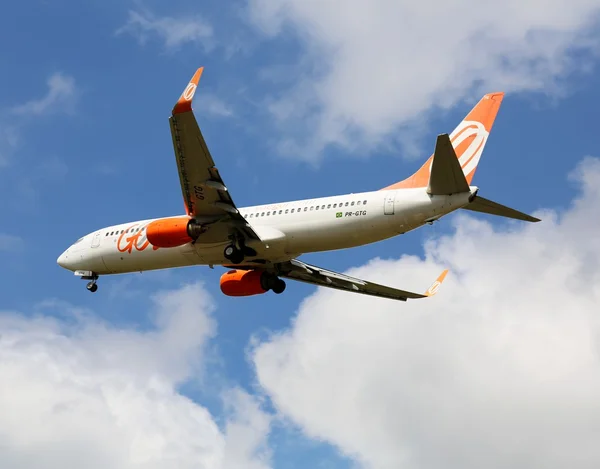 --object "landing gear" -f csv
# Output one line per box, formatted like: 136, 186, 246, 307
81, 272, 99, 293
271, 278, 286, 294
224, 244, 244, 264
261, 273, 286, 295
223, 236, 257, 265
